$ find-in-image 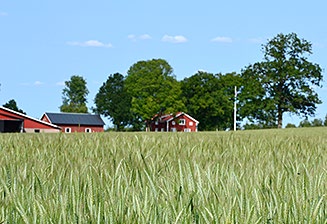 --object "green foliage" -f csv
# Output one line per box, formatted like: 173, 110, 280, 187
125, 59, 185, 129
60, 75, 89, 113
2, 99, 26, 114
94, 73, 132, 131
298, 119, 312, 128
243, 122, 277, 130
240, 33, 323, 128
311, 118, 323, 127
0, 129, 326, 223
285, 123, 297, 128
181, 71, 241, 131
299, 118, 323, 128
